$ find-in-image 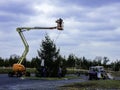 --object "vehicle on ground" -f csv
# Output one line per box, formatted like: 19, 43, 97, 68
8, 18, 63, 77
88, 66, 113, 80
